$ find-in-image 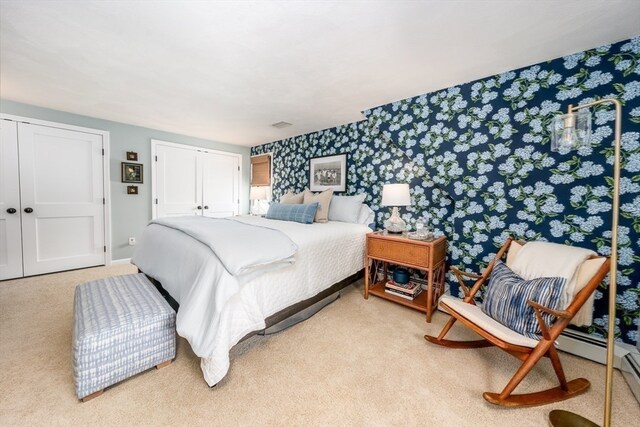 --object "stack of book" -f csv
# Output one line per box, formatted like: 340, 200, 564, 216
384, 280, 422, 300
411, 275, 427, 291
